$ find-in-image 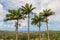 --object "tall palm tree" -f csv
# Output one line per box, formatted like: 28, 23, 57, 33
20, 3, 35, 40
31, 13, 45, 40
42, 9, 55, 40
4, 9, 25, 40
